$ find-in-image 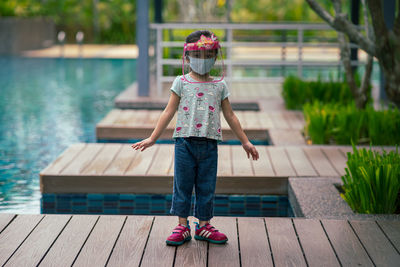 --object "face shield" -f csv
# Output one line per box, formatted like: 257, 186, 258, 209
182, 34, 225, 83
